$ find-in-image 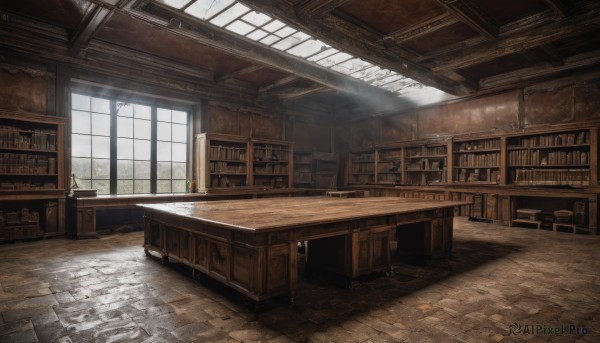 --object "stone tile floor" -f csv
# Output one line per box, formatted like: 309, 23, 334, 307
0, 217, 598, 342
